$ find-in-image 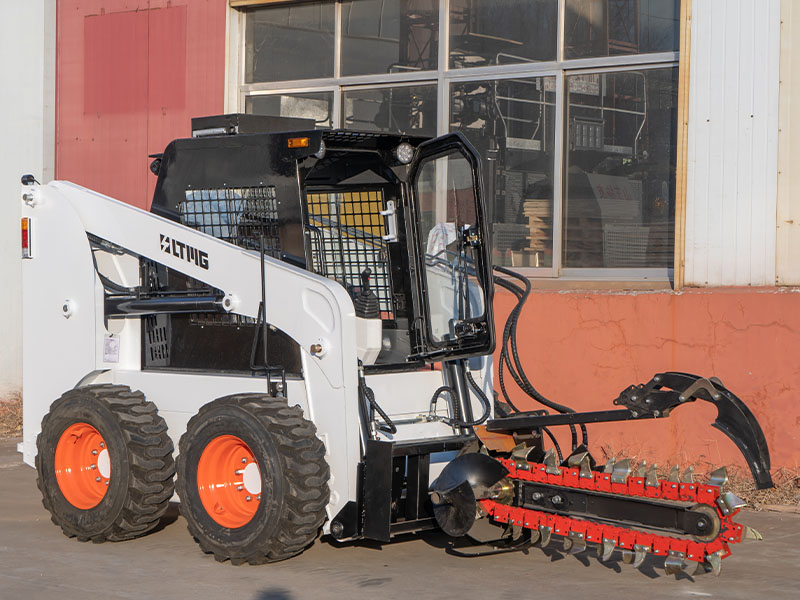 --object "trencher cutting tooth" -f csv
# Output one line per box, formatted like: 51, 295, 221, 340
543, 449, 561, 475
566, 451, 588, 467
621, 549, 635, 564
645, 464, 659, 487
681, 465, 695, 483
566, 531, 587, 555
717, 491, 747, 516
708, 466, 729, 487
538, 525, 552, 548
510, 444, 529, 460
664, 550, 689, 575
632, 543, 649, 568
528, 528, 541, 545
611, 459, 632, 484
635, 460, 647, 478
706, 550, 723, 576
742, 525, 763, 541
603, 457, 616, 474
667, 465, 681, 482
579, 456, 593, 479
599, 538, 615, 562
